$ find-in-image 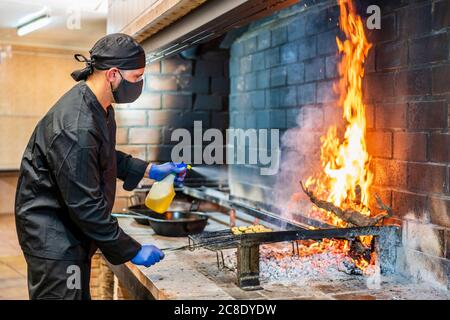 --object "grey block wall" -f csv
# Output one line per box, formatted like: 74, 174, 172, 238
115, 50, 229, 163
229, 0, 341, 206
113, 49, 230, 210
